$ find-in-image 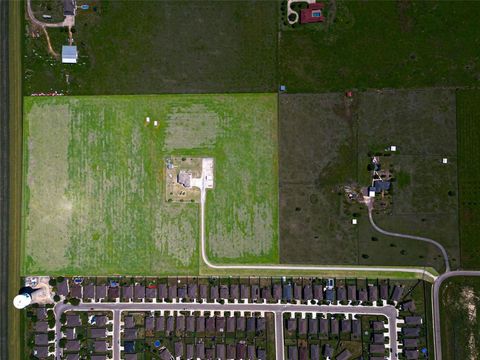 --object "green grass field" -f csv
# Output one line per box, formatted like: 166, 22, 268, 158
279, 1, 480, 92
22, 94, 278, 275
440, 276, 480, 359
24, 0, 278, 95
457, 90, 480, 269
